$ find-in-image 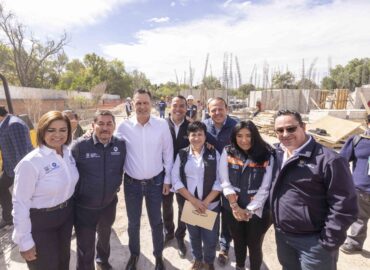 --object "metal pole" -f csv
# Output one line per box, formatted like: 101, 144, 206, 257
0, 73, 14, 114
